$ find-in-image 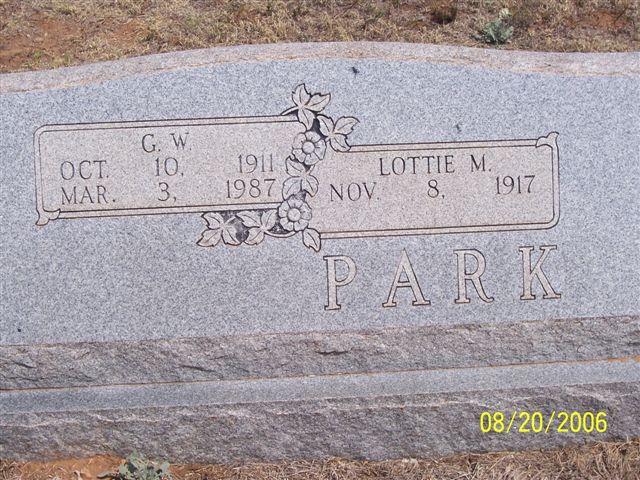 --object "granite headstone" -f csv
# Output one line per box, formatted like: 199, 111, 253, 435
0, 42, 638, 462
